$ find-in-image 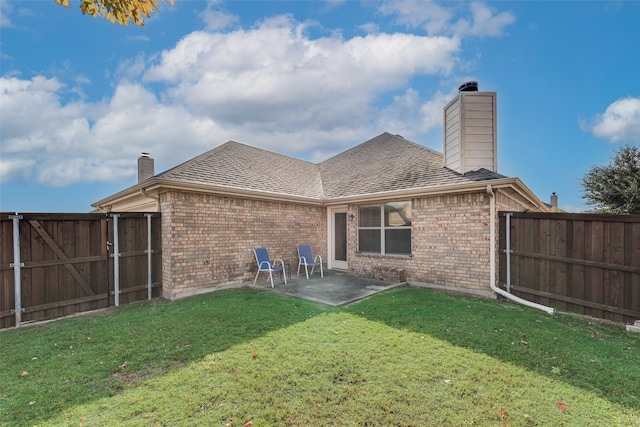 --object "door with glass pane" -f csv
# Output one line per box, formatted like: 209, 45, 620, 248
330, 208, 348, 269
